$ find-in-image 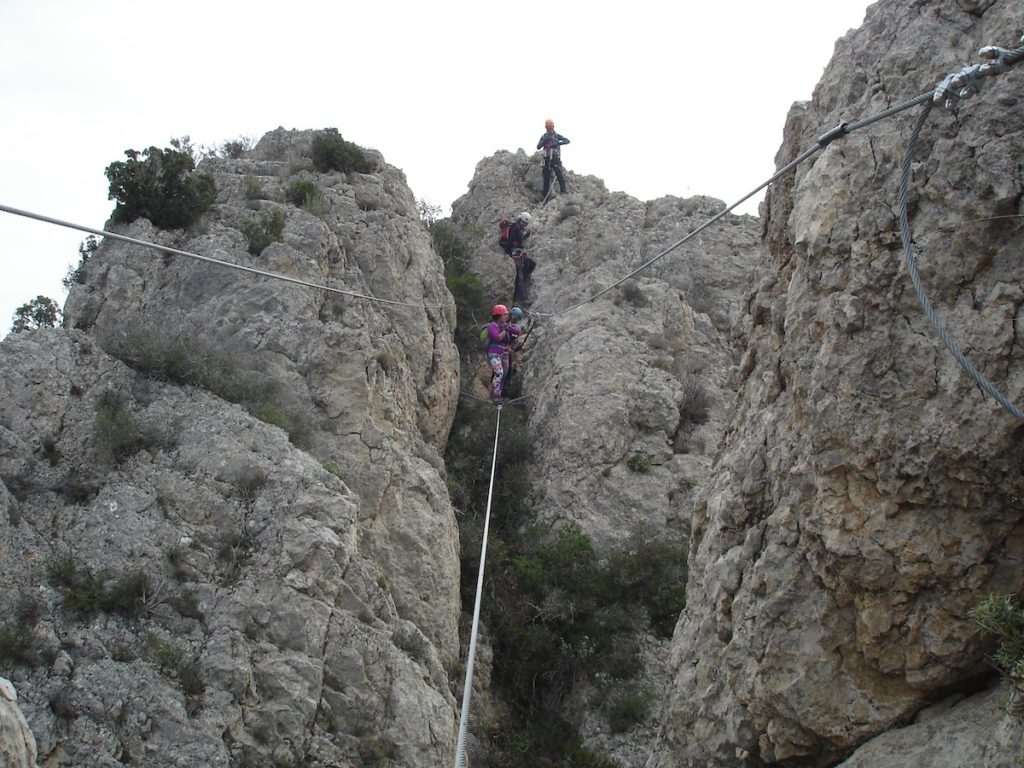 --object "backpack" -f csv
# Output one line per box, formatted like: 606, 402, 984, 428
498, 216, 512, 252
